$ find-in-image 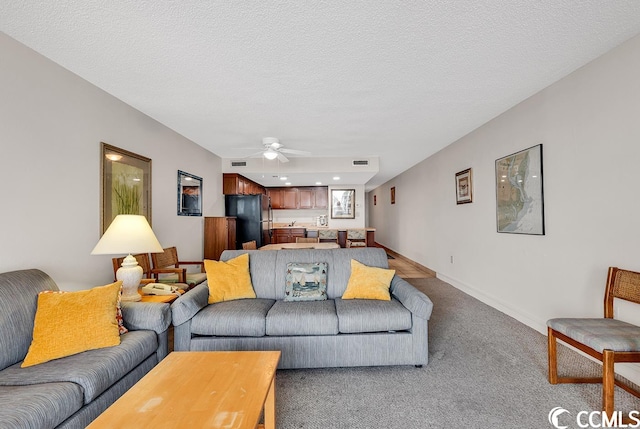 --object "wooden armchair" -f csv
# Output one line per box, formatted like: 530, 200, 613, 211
547, 267, 640, 420
151, 247, 206, 289
242, 240, 257, 250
